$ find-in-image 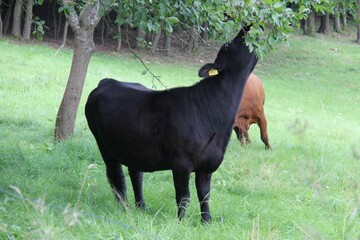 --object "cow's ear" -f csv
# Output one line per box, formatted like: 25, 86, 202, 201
198, 63, 220, 78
